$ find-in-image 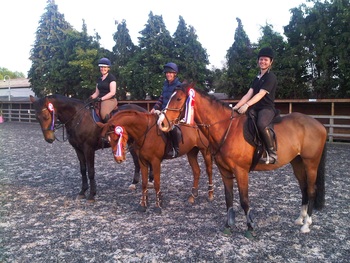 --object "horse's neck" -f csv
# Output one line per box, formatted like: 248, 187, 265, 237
195, 95, 231, 125
55, 101, 80, 124
123, 114, 154, 144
